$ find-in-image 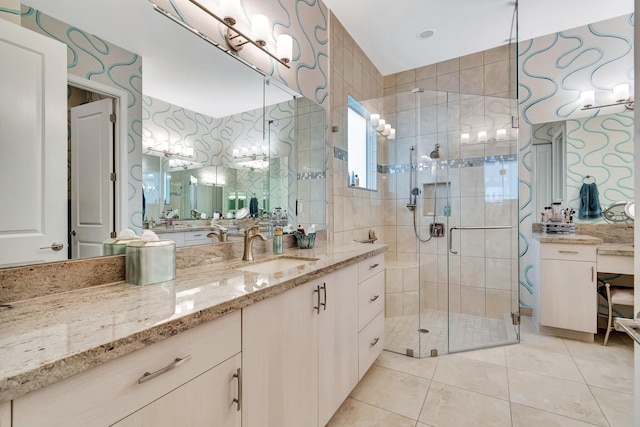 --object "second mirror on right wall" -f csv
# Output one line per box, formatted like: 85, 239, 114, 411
532, 110, 634, 223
